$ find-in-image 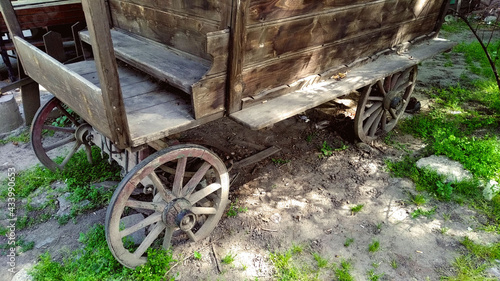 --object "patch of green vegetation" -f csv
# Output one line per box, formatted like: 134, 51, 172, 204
319, 141, 349, 158
0, 225, 8, 236
454, 40, 500, 80
272, 158, 291, 165
367, 268, 384, 281
441, 227, 450, 234
368, 240, 380, 253
391, 259, 398, 269
334, 259, 354, 281
344, 237, 354, 247
18, 238, 35, 253
226, 200, 248, 217
411, 207, 437, 219
350, 204, 364, 214
30, 224, 177, 280
193, 251, 202, 260
441, 20, 469, 33
291, 244, 303, 255
221, 252, 237, 265
0, 129, 30, 145
312, 253, 328, 268
410, 193, 427, 206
